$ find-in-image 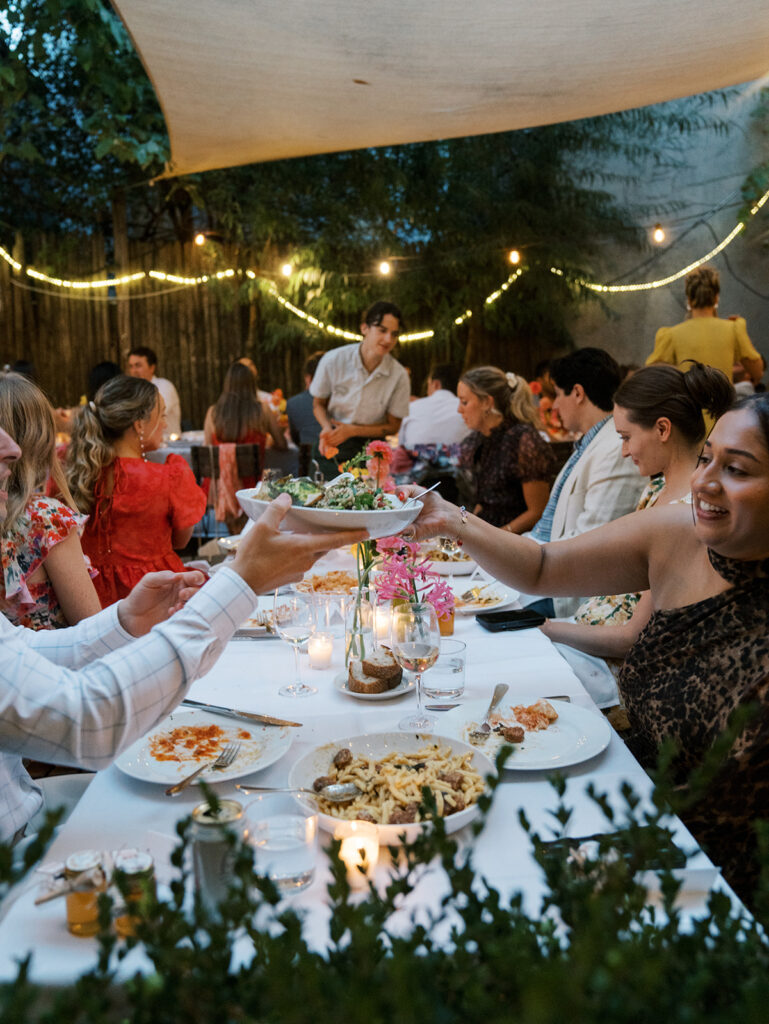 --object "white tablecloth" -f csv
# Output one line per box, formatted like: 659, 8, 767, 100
0, 558, 725, 983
